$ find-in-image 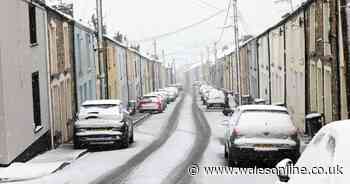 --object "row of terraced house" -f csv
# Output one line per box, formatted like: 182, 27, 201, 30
0, 0, 172, 166
197, 0, 350, 135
